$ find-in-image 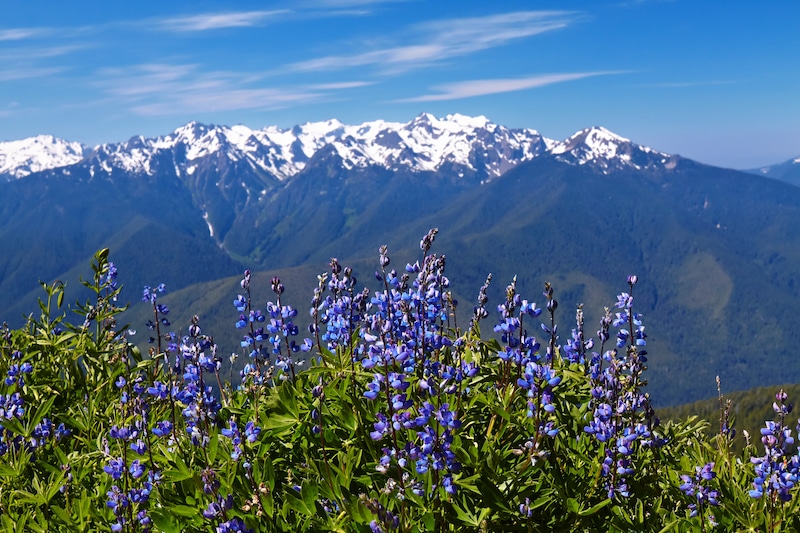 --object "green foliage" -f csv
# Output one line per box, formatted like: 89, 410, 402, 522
662, 382, 800, 451
0, 244, 798, 532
